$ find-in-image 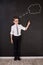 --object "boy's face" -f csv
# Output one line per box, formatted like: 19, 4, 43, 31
13, 18, 19, 24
